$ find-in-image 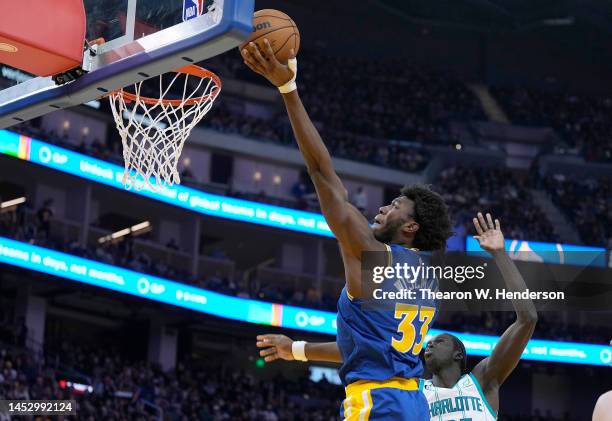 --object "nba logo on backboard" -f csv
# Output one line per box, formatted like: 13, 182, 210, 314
183, 0, 204, 21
